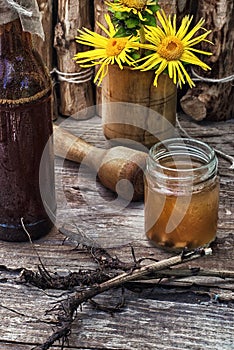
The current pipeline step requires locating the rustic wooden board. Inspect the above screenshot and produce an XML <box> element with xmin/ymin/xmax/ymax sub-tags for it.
<box><xmin>54</xmin><ymin>0</ymin><xmax>94</xmax><ymax>119</ymax></box>
<box><xmin>180</xmin><ymin>0</ymin><xmax>234</xmax><ymax>121</ymax></box>
<box><xmin>0</xmin><ymin>282</ymin><xmax>234</xmax><ymax>349</ymax></box>
<box><xmin>34</xmin><ymin>0</ymin><xmax>53</xmax><ymax>70</ymax></box>
<box><xmin>0</xmin><ymin>114</ymin><xmax>233</xmax><ymax>349</ymax></box>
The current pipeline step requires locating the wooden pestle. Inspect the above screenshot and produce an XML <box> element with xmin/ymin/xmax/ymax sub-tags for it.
<box><xmin>53</xmin><ymin>125</ymin><xmax>147</xmax><ymax>201</ymax></box>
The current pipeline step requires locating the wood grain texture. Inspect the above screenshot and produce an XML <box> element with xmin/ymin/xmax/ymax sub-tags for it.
<box><xmin>0</xmin><ymin>114</ymin><xmax>233</xmax><ymax>349</ymax></box>
<box><xmin>94</xmin><ymin>0</ymin><xmax>106</xmax><ymax>116</ymax></box>
<box><xmin>101</xmin><ymin>67</ymin><xmax>177</xmax><ymax>148</ymax></box>
<box><xmin>54</xmin><ymin>0</ymin><xmax>94</xmax><ymax>119</ymax></box>
<box><xmin>159</xmin><ymin>0</ymin><xmax>177</xmax><ymax>13</ymax></box>
<box><xmin>34</xmin><ymin>0</ymin><xmax>53</xmax><ymax>69</ymax></box>
<box><xmin>180</xmin><ymin>0</ymin><xmax>234</xmax><ymax>121</ymax></box>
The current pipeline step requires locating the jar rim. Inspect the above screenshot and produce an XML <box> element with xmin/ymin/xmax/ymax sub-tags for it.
<box><xmin>148</xmin><ymin>138</ymin><xmax>217</xmax><ymax>182</ymax></box>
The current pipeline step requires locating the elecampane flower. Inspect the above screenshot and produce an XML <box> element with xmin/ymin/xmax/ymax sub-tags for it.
<box><xmin>74</xmin><ymin>14</ymin><xmax>139</xmax><ymax>85</ymax></box>
<box><xmin>106</xmin><ymin>0</ymin><xmax>156</xmax><ymax>21</ymax></box>
<box><xmin>136</xmin><ymin>10</ymin><xmax>212</xmax><ymax>87</ymax></box>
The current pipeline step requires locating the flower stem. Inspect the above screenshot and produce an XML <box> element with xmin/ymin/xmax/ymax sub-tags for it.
<box><xmin>139</xmin><ymin>25</ymin><xmax>146</xmax><ymax>57</ymax></box>
<box><xmin>139</xmin><ymin>25</ymin><xmax>146</xmax><ymax>44</ymax></box>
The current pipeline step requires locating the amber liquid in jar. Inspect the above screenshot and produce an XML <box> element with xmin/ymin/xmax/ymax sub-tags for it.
<box><xmin>144</xmin><ymin>139</ymin><xmax>219</xmax><ymax>250</ymax></box>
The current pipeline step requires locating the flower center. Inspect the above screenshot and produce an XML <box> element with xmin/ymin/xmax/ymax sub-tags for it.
<box><xmin>157</xmin><ymin>36</ymin><xmax>184</xmax><ymax>61</ymax></box>
<box><xmin>106</xmin><ymin>38</ymin><xmax>128</xmax><ymax>56</ymax></box>
<box><xmin>120</xmin><ymin>0</ymin><xmax>147</xmax><ymax>10</ymax></box>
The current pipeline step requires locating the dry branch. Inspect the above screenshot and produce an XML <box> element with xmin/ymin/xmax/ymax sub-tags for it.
<box><xmin>149</xmin><ymin>267</ymin><xmax>234</xmax><ymax>279</ymax></box>
<box><xmin>33</xmin><ymin>248</ymin><xmax>212</xmax><ymax>349</ymax></box>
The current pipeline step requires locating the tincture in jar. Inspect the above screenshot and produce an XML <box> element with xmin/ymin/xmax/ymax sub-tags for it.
<box><xmin>144</xmin><ymin>138</ymin><xmax>219</xmax><ymax>250</ymax></box>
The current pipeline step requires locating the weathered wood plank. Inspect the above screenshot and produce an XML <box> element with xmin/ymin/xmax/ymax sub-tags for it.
<box><xmin>180</xmin><ymin>0</ymin><xmax>234</xmax><ymax>121</ymax></box>
<box><xmin>68</xmin><ymin>296</ymin><xmax>234</xmax><ymax>350</ymax></box>
<box><xmin>0</xmin><ymin>283</ymin><xmax>233</xmax><ymax>349</ymax></box>
<box><xmin>0</xmin><ymin>345</ymin><xmax>88</xmax><ymax>350</ymax></box>
<box><xmin>34</xmin><ymin>0</ymin><xmax>53</xmax><ymax>69</ymax></box>
<box><xmin>54</xmin><ymin>0</ymin><xmax>94</xmax><ymax>119</ymax></box>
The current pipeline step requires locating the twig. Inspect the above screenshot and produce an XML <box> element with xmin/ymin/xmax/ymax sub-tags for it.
<box><xmin>21</xmin><ymin>267</ymin><xmax>116</xmax><ymax>290</ymax></box>
<box><xmin>0</xmin><ymin>304</ymin><xmax>30</xmax><ymax>318</ymax></box>
<box><xmin>20</xmin><ymin>218</ymin><xmax>50</xmax><ymax>271</ymax></box>
<box><xmin>33</xmin><ymin>247</ymin><xmax>212</xmax><ymax>350</ymax></box>
<box><xmin>96</xmin><ymin>248</ymin><xmax>212</xmax><ymax>290</ymax></box>
<box><xmin>21</xmin><ymin>261</ymin><xmax>234</xmax><ymax>291</ymax></box>
<box><xmin>142</xmin><ymin>267</ymin><xmax>234</xmax><ymax>280</ymax></box>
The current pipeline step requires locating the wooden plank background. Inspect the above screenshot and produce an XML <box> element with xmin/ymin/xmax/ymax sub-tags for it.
<box><xmin>35</xmin><ymin>0</ymin><xmax>234</xmax><ymax>121</ymax></box>
<box><xmin>0</xmin><ymin>113</ymin><xmax>233</xmax><ymax>349</ymax></box>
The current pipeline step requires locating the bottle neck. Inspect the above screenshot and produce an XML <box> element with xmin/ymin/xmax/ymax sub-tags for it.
<box><xmin>0</xmin><ymin>19</ymin><xmax>32</xmax><ymax>56</ymax></box>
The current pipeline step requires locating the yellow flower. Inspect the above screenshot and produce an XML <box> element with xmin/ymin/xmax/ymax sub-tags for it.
<box><xmin>74</xmin><ymin>14</ymin><xmax>139</xmax><ymax>85</ymax></box>
<box><xmin>106</xmin><ymin>0</ymin><xmax>156</xmax><ymax>21</ymax></box>
<box><xmin>136</xmin><ymin>10</ymin><xmax>213</xmax><ymax>88</ymax></box>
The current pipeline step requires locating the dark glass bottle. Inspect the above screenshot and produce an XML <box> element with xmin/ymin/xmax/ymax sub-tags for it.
<box><xmin>0</xmin><ymin>19</ymin><xmax>56</xmax><ymax>241</ymax></box>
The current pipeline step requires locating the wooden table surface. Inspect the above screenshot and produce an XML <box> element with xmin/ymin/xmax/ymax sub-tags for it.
<box><xmin>0</xmin><ymin>114</ymin><xmax>233</xmax><ymax>350</ymax></box>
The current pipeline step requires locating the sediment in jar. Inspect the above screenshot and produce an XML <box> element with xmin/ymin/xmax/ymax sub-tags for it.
<box><xmin>144</xmin><ymin>177</ymin><xmax>219</xmax><ymax>250</ymax></box>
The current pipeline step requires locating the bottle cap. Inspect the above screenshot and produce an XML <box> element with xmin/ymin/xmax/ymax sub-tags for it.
<box><xmin>0</xmin><ymin>0</ymin><xmax>44</xmax><ymax>40</ymax></box>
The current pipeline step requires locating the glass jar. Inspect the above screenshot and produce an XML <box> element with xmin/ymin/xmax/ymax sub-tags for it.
<box><xmin>0</xmin><ymin>19</ymin><xmax>56</xmax><ymax>241</ymax></box>
<box><xmin>144</xmin><ymin>138</ymin><xmax>219</xmax><ymax>250</ymax></box>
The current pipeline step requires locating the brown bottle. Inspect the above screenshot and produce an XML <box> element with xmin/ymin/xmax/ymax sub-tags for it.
<box><xmin>0</xmin><ymin>19</ymin><xmax>56</xmax><ymax>241</ymax></box>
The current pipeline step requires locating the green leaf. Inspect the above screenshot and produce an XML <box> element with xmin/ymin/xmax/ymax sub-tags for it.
<box><xmin>113</xmin><ymin>27</ymin><xmax>129</xmax><ymax>38</ymax></box>
<box><xmin>114</xmin><ymin>26</ymin><xmax>135</xmax><ymax>38</ymax></box>
<box><xmin>131</xmin><ymin>52</ymin><xmax>141</xmax><ymax>60</ymax></box>
<box><xmin>126</xmin><ymin>18</ymin><xmax>140</xmax><ymax>29</ymax></box>
<box><xmin>149</xmin><ymin>4</ymin><xmax>161</xmax><ymax>13</ymax></box>
<box><xmin>145</xmin><ymin>50</ymin><xmax>154</xmax><ymax>56</ymax></box>
<box><xmin>141</xmin><ymin>13</ymin><xmax>157</xmax><ymax>27</ymax></box>
<box><xmin>125</xmin><ymin>28</ymin><xmax>137</xmax><ymax>36</ymax></box>
<box><xmin>114</xmin><ymin>11</ymin><xmax>129</xmax><ymax>20</ymax></box>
